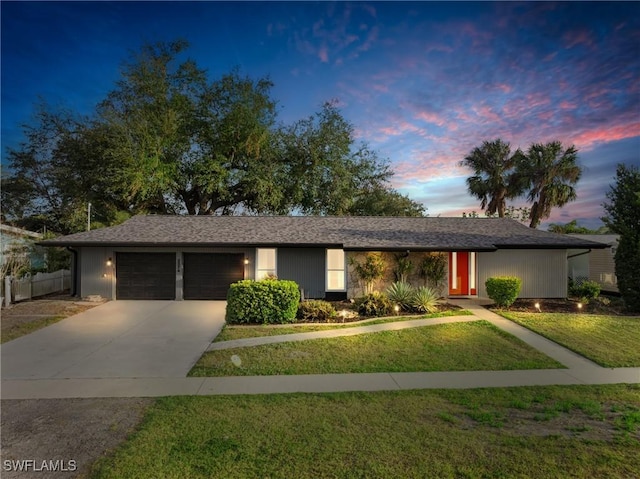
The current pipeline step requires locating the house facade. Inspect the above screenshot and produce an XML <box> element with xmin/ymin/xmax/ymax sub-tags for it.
<box><xmin>568</xmin><ymin>234</ymin><xmax>619</xmax><ymax>293</ymax></box>
<box><xmin>41</xmin><ymin>215</ymin><xmax>606</xmax><ymax>301</ymax></box>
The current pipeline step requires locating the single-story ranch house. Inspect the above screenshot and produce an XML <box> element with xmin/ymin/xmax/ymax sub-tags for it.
<box><xmin>41</xmin><ymin>215</ymin><xmax>607</xmax><ymax>301</ymax></box>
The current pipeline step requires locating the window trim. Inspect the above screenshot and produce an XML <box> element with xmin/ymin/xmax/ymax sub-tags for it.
<box><xmin>326</xmin><ymin>249</ymin><xmax>346</xmax><ymax>292</ymax></box>
<box><xmin>256</xmin><ymin>248</ymin><xmax>277</xmax><ymax>280</ymax></box>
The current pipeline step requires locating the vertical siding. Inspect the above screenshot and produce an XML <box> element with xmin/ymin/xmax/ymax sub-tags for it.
<box><xmin>79</xmin><ymin>247</ymin><xmax>115</xmax><ymax>299</ymax></box>
<box><xmin>589</xmin><ymin>249</ymin><xmax>618</xmax><ymax>293</ymax></box>
<box><xmin>478</xmin><ymin>249</ymin><xmax>567</xmax><ymax>298</ymax></box>
<box><xmin>277</xmin><ymin>248</ymin><xmax>326</xmax><ymax>299</ymax></box>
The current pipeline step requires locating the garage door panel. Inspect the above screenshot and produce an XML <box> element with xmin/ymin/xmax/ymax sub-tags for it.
<box><xmin>183</xmin><ymin>253</ymin><xmax>244</xmax><ymax>300</ymax></box>
<box><xmin>116</xmin><ymin>253</ymin><xmax>176</xmax><ymax>300</ymax></box>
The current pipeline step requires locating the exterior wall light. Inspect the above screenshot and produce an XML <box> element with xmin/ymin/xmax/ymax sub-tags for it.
<box><xmin>244</xmin><ymin>258</ymin><xmax>250</xmax><ymax>265</ymax></box>
<box><xmin>106</xmin><ymin>258</ymin><xmax>113</xmax><ymax>266</ymax></box>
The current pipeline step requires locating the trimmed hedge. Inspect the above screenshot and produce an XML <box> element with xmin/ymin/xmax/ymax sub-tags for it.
<box><xmin>226</xmin><ymin>279</ymin><xmax>300</xmax><ymax>324</ymax></box>
<box><xmin>485</xmin><ymin>276</ymin><xmax>521</xmax><ymax>308</ymax></box>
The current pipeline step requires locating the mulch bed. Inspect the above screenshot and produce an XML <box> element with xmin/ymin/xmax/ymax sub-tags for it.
<box><xmin>488</xmin><ymin>297</ymin><xmax>629</xmax><ymax>315</ymax></box>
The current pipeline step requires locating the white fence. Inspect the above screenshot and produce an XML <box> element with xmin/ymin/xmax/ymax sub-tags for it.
<box><xmin>2</xmin><ymin>270</ymin><xmax>71</xmax><ymax>307</ymax></box>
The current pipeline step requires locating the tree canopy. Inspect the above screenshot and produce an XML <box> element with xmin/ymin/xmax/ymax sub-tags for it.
<box><xmin>602</xmin><ymin>163</ymin><xmax>640</xmax><ymax>311</ymax></box>
<box><xmin>521</xmin><ymin>141</ymin><xmax>581</xmax><ymax>229</ymax></box>
<box><xmin>458</xmin><ymin>139</ymin><xmax>525</xmax><ymax>218</ymax></box>
<box><xmin>2</xmin><ymin>40</ymin><xmax>424</xmax><ymax>234</ymax></box>
<box><xmin>460</xmin><ymin>138</ymin><xmax>582</xmax><ymax>228</ymax></box>
<box><xmin>547</xmin><ymin>220</ymin><xmax>608</xmax><ymax>235</ymax></box>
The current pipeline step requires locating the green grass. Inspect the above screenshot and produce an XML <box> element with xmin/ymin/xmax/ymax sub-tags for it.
<box><xmin>190</xmin><ymin>320</ymin><xmax>563</xmax><ymax>376</ymax></box>
<box><xmin>499</xmin><ymin>312</ymin><xmax>640</xmax><ymax>367</ymax></box>
<box><xmin>90</xmin><ymin>385</ymin><xmax>640</xmax><ymax>479</ymax></box>
<box><xmin>214</xmin><ymin>310</ymin><xmax>473</xmax><ymax>342</ymax></box>
<box><xmin>1</xmin><ymin>316</ymin><xmax>65</xmax><ymax>343</ymax></box>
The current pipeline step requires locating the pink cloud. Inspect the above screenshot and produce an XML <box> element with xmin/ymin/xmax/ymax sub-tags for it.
<box><xmin>573</xmin><ymin>122</ymin><xmax>640</xmax><ymax>151</ymax></box>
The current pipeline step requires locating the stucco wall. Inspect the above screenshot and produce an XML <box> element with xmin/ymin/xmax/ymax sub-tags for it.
<box><xmin>477</xmin><ymin>249</ymin><xmax>567</xmax><ymax>298</ymax></box>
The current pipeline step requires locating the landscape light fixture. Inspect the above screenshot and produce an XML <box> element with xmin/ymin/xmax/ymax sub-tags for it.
<box><xmin>534</xmin><ymin>302</ymin><xmax>541</xmax><ymax>312</ymax></box>
<box><xmin>394</xmin><ymin>304</ymin><xmax>400</xmax><ymax>314</ymax></box>
<box><xmin>577</xmin><ymin>302</ymin><xmax>583</xmax><ymax>310</ymax></box>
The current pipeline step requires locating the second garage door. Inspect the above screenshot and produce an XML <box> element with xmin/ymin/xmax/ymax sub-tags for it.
<box><xmin>183</xmin><ymin>253</ymin><xmax>245</xmax><ymax>300</ymax></box>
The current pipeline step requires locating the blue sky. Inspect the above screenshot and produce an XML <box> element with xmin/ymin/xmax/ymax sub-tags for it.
<box><xmin>2</xmin><ymin>1</ymin><xmax>639</xmax><ymax>228</ymax></box>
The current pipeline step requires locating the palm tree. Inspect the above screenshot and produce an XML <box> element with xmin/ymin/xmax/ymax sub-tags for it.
<box><xmin>459</xmin><ymin>139</ymin><xmax>525</xmax><ymax>217</ymax></box>
<box><xmin>520</xmin><ymin>141</ymin><xmax>581</xmax><ymax>229</ymax></box>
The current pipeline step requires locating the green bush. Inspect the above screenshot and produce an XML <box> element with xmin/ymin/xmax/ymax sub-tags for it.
<box><xmin>356</xmin><ymin>292</ymin><xmax>393</xmax><ymax>317</ymax></box>
<box><xmin>412</xmin><ymin>286</ymin><xmax>441</xmax><ymax>313</ymax></box>
<box><xmin>485</xmin><ymin>276</ymin><xmax>521</xmax><ymax>308</ymax></box>
<box><xmin>297</xmin><ymin>300</ymin><xmax>337</xmax><ymax>322</ymax></box>
<box><xmin>572</xmin><ymin>280</ymin><xmax>601</xmax><ymax>303</ymax></box>
<box><xmin>226</xmin><ymin>279</ymin><xmax>300</xmax><ymax>324</ymax></box>
<box><xmin>386</xmin><ymin>282</ymin><xmax>415</xmax><ymax>311</ymax></box>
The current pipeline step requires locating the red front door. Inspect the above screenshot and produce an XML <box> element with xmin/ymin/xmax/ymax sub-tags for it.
<box><xmin>449</xmin><ymin>252</ymin><xmax>469</xmax><ymax>295</ymax></box>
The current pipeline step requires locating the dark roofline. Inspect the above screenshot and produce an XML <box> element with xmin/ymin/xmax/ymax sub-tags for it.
<box><xmin>38</xmin><ymin>241</ymin><xmax>346</xmax><ymax>248</ymax></box>
<box><xmin>494</xmin><ymin>243</ymin><xmax>608</xmax><ymax>250</ymax></box>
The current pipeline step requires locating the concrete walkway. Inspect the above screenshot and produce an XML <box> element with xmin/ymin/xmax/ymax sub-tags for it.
<box><xmin>2</xmin><ymin>300</ymin><xmax>639</xmax><ymax>399</ymax></box>
<box><xmin>207</xmin><ymin>315</ymin><xmax>479</xmax><ymax>351</ymax></box>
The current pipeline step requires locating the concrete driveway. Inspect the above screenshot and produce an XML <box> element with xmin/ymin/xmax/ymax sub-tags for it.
<box><xmin>1</xmin><ymin>301</ymin><xmax>226</xmax><ymax>379</ymax></box>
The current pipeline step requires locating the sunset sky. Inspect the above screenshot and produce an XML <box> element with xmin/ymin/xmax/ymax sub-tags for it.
<box><xmin>2</xmin><ymin>1</ymin><xmax>638</xmax><ymax>229</ymax></box>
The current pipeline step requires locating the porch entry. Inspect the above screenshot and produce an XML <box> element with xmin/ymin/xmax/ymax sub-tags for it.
<box><xmin>448</xmin><ymin>251</ymin><xmax>477</xmax><ymax>296</ymax></box>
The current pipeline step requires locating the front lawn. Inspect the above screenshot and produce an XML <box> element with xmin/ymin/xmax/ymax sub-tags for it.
<box><xmin>90</xmin><ymin>385</ymin><xmax>640</xmax><ymax>479</ymax></box>
<box><xmin>214</xmin><ymin>310</ymin><xmax>473</xmax><ymax>342</ymax></box>
<box><xmin>190</xmin><ymin>320</ymin><xmax>562</xmax><ymax>376</ymax></box>
<box><xmin>499</xmin><ymin>312</ymin><xmax>640</xmax><ymax>367</ymax></box>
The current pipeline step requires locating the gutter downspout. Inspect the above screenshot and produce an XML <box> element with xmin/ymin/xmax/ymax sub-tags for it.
<box><xmin>66</xmin><ymin>247</ymin><xmax>78</xmax><ymax>297</ymax></box>
<box><xmin>567</xmin><ymin>249</ymin><xmax>591</xmax><ymax>259</ymax></box>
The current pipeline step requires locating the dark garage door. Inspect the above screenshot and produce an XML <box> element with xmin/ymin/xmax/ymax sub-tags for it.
<box><xmin>116</xmin><ymin>253</ymin><xmax>176</xmax><ymax>300</ymax></box>
<box><xmin>183</xmin><ymin>253</ymin><xmax>244</xmax><ymax>300</ymax></box>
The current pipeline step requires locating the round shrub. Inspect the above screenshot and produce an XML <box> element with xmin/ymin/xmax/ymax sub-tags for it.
<box><xmin>356</xmin><ymin>292</ymin><xmax>393</xmax><ymax>317</ymax></box>
<box><xmin>485</xmin><ymin>276</ymin><xmax>522</xmax><ymax>308</ymax></box>
<box><xmin>226</xmin><ymin>279</ymin><xmax>300</xmax><ymax>324</ymax></box>
<box><xmin>297</xmin><ymin>300</ymin><xmax>337</xmax><ymax>322</ymax></box>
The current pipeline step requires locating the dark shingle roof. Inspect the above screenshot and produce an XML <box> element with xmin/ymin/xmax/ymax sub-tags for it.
<box><xmin>41</xmin><ymin>215</ymin><xmax>608</xmax><ymax>251</ymax></box>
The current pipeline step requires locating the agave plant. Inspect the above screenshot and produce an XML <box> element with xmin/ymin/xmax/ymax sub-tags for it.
<box><xmin>411</xmin><ymin>286</ymin><xmax>441</xmax><ymax>313</ymax></box>
<box><xmin>386</xmin><ymin>282</ymin><xmax>415</xmax><ymax>312</ymax></box>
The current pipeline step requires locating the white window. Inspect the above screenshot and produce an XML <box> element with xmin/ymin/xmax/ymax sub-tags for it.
<box><xmin>256</xmin><ymin>248</ymin><xmax>276</xmax><ymax>279</ymax></box>
<box><xmin>470</xmin><ymin>252</ymin><xmax>476</xmax><ymax>291</ymax></box>
<box><xmin>451</xmin><ymin>252</ymin><xmax>457</xmax><ymax>289</ymax></box>
<box><xmin>326</xmin><ymin>249</ymin><xmax>345</xmax><ymax>291</ymax></box>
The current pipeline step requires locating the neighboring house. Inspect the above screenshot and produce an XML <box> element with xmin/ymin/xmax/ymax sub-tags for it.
<box><xmin>40</xmin><ymin>215</ymin><xmax>606</xmax><ymax>301</ymax></box>
<box><xmin>568</xmin><ymin>234</ymin><xmax>619</xmax><ymax>293</ymax></box>
<box><xmin>0</xmin><ymin>224</ymin><xmax>45</xmax><ymax>274</ymax></box>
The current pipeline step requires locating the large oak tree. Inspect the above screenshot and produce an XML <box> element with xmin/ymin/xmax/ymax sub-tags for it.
<box><xmin>2</xmin><ymin>41</ymin><xmax>423</xmax><ymax>234</ymax></box>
